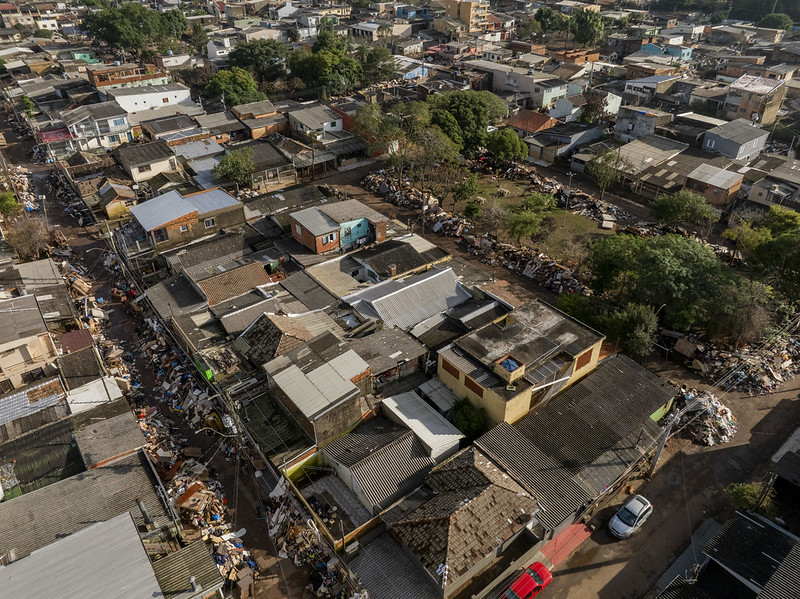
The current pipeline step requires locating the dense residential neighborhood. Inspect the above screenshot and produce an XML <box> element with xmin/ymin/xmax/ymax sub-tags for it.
<box><xmin>1</xmin><ymin>0</ymin><xmax>800</xmax><ymax>598</ymax></box>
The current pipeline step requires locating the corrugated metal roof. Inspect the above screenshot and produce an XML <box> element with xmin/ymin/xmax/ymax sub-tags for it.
<box><xmin>324</xmin><ymin>417</ymin><xmax>408</xmax><ymax>467</ymax></box>
<box><xmin>0</xmin><ymin>513</ymin><xmax>162</xmax><ymax>599</ymax></box>
<box><xmin>272</xmin><ymin>348</ymin><xmax>367</xmax><ymax>418</ymax></box>
<box><xmin>476</xmin><ymin>355</ymin><xmax>675</xmax><ymax>530</ymax></box>
<box><xmin>0</xmin><ymin>294</ymin><xmax>48</xmax><ymax>344</ymax></box>
<box><xmin>759</xmin><ymin>541</ymin><xmax>800</xmax><ymax>599</ymax></box>
<box><xmin>351</xmin><ymin>431</ymin><xmax>433</xmax><ymax>510</ymax></box>
<box><xmin>0</xmin><ymin>377</ymin><xmax>66</xmax><ymax>428</ymax></box>
<box><xmin>381</xmin><ymin>392</ymin><xmax>464</xmax><ymax>460</ymax></box>
<box><xmin>0</xmin><ymin>450</ymin><xmax>171</xmax><ymax>560</ymax></box>
<box><xmin>130</xmin><ymin>188</ymin><xmax>239</xmax><ymax>231</ymax></box>
<box><xmin>703</xmin><ymin>512</ymin><xmax>797</xmax><ymax>591</ymax></box>
<box><xmin>686</xmin><ymin>163</ymin><xmax>742</xmax><ymax>189</ymax></box>
<box><xmin>290</xmin><ymin>205</ymin><xmax>339</xmax><ymax>236</ymax></box>
<box><xmin>345</xmin><ymin>267</ymin><xmax>472</xmax><ymax>330</ymax></box>
<box><xmin>73</xmin><ymin>411</ymin><xmax>146</xmax><ymax>468</ymax></box>
<box><xmin>152</xmin><ymin>540</ymin><xmax>225</xmax><ymax>599</ymax></box>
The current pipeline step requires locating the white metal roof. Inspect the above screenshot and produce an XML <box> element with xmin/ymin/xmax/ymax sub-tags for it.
<box><xmin>271</xmin><ymin>349</ymin><xmax>367</xmax><ymax>418</ymax></box>
<box><xmin>381</xmin><ymin>391</ymin><xmax>464</xmax><ymax>460</ymax></box>
<box><xmin>129</xmin><ymin>188</ymin><xmax>240</xmax><ymax>231</ymax></box>
<box><xmin>0</xmin><ymin>513</ymin><xmax>163</xmax><ymax>599</ymax></box>
<box><xmin>686</xmin><ymin>163</ymin><xmax>743</xmax><ymax>189</ymax></box>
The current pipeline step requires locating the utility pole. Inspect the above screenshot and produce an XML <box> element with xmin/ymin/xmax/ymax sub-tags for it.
<box><xmin>562</xmin><ymin>170</ymin><xmax>574</xmax><ymax>227</ymax></box>
<box><xmin>648</xmin><ymin>397</ymin><xmax>701</xmax><ymax>478</ymax></box>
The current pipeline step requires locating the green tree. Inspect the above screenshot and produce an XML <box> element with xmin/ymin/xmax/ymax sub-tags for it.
<box><xmin>452</xmin><ymin>172</ymin><xmax>478</xmax><ymax>211</ymax></box>
<box><xmin>516</xmin><ymin>192</ymin><xmax>556</xmax><ymax>213</ymax></box>
<box><xmin>21</xmin><ymin>95</ymin><xmax>34</xmax><ymax>116</ymax></box>
<box><xmin>287</xmin><ymin>26</ymin><xmax>300</xmax><ymax>42</ymax></box>
<box><xmin>724</xmin><ymin>482</ymin><xmax>775</xmax><ymax>517</ymax></box>
<box><xmin>580</xmin><ymin>90</ymin><xmax>607</xmax><ymax>124</ymax></box>
<box><xmin>431</xmin><ymin>109</ymin><xmax>464</xmax><ymax>150</ymax></box>
<box><xmin>162</xmin><ymin>9</ymin><xmax>187</xmax><ymax>38</ymax></box>
<box><xmin>0</xmin><ymin>191</ymin><xmax>19</xmax><ymax>215</ymax></box>
<box><xmin>188</xmin><ymin>23</ymin><xmax>208</xmax><ymax>54</ymax></box>
<box><xmin>758</xmin><ymin>13</ymin><xmax>793</xmax><ymax>30</ymax></box>
<box><xmin>312</xmin><ymin>21</ymin><xmax>349</xmax><ymax>54</ymax></box>
<box><xmin>83</xmin><ymin>4</ymin><xmax>170</xmax><ymax>53</ymax></box>
<box><xmin>452</xmin><ymin>398</ymin><xmax>487</xmax><ymax>441</ymax></box>
<box><xmin>288</xmin><ymin>49</ymin><xmax>362</xmax><ymax>96</ymax></box>
<box><xmin>34</xmin><ymin>28</ymin><xmax>53</xmax><ymax>39</ymax></box>
<box><xmin>535</xmin><ymin>7</ymin><xmax>568</xmax><ymax>33</ymax></box>
<box><xmin>428</xmin><ymin>90</ymin><xmax>506</xmax><ymax>155</ymax></box>
<box><xmin>464</xmin><ymin>202</ymin><xmax>481</xmax><ymax>219</ymax></box>
<box><xmin>411</xmin><ymin>127</ymin><xmax>460</xmax><ymax>199</ymax></box>
<box><xmin>206</xmin><ymin>67</ymin><xmax>266</xmax><ymax>107</ymax></box>
<box><xmin>763</xmin><ymin>204</ymin><xmax>800</xmax><ymax>236</ymax></box>
<box><xmin>586</xmin><ymin>150</ymin><xmax>626</xmax><ymax>200</ymax></box>
<box><xmin>518</xmin><ymin>17</ymin><xmax>542</xmax><ymax>40</ymax></box>
<box><xmin>485</xmin><ymin>128</ymin><xmax>528</xmax><ymax>161</ymax></box>
<box><xmin>604</xmin><ymin>303</ymin><xmax>657</xmax><ymax>360</ymax></box>
<box><xmin>362</xmin><ymin>45</ymin><xmax>395</xmax><ymax>84</ymax></box>
<box><xmin>506</xmin><ymin>210</ymin><xmax>547</xmax><ymax>247</ymax></box>
<box><xmin>570</xmin><ymin>8</ymin><xmax>604</xmax><ymax>46</ymax></box>
<box><xmin>229</xmin><ymin>39</ymin><xmax>288</xmax><ymax>83</ymax></box>
<box><xmin>213</xmin><ymin>148</ymin><xmax>256</xmax><ymax>187</ymax></box>
<box><xmin>585</xmin><ymin>233</ymin><xmax>644</xmax><ymax>293</ymax></box>
<box><xmin>651</xmin><ymin>190</ymin><xmax>718</xmax><ymax>227</ymax></box>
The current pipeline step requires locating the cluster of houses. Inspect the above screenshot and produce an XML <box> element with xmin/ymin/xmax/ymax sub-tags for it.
<box><xmin>2</xmin><ymin>0</ymin><xmax>800</xmax><ymax>597</ymax></box>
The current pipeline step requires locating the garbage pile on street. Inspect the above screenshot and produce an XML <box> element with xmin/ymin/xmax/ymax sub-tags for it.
<box><xmin>136</xmin><ymin>404</ymin><xmax>261</xmax><ymax>584</ymax></box>
<box><xmin>674</xmin><ymin>329</ymin><xmax>800</xmax><ymax>396</ymax></box>
<box><xmin>266</xmin><ymin>481</ymin><xmax>363</xmax><ymax>599</ymax></box>
<box><xmin>361</xmin><ymin>171</ymin><xmax>439</xmax><ymax>210</ymax></box>
<box><xmin>46</xmin><ymin>171</ymin><xmax>92</xmax><ymax>226</ymax></box>
<box><xmin>9</xmin><ymin>166</ymin><xmax>39</xmax><ymax>211</ymax></box>
<box><xmin>676</xmin><ymin>392</ymin><xmax>738</xmax><ymax>446</ymax></box>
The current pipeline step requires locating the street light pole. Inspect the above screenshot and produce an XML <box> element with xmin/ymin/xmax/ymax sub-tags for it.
<box><xmin>562</xmin><ymin>171</ymin><xmax>575</xmax><ymax>227</ymax></box>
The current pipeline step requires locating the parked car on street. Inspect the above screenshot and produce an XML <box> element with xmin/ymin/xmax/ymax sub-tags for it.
<box><xmin>608</xmin><ymin>495</ymin><xmax>653</xmax><ymax>539</ymax></box>
<box><xmin>500</xmin><ymin>562</ymin><xmax>552</xmax><ymax>598</ymax></box>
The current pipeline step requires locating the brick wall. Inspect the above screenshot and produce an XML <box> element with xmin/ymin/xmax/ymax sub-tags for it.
<box><xmin>290</xmin><ymin>216</ymin><xmax>340</xmax><ymax>253</ymax></box>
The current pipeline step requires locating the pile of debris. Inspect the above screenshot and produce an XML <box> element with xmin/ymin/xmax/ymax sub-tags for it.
<box><xmin>677</xmin><ymin>392</ymin><xmax>738</xmax><ymax>446</ymax></box>
<box><xmin>9</xmin><ymin>166</ymin><xmax>39</xmax><ymax>211</ymax></box>
<box><xmin>673</xmin><ymin>329</ymin><xmax>800</xmax><ymax>396</ymax></box>
<box><xmin>361</xmin><ymin>171</ymin><xmax>438</xmax><ymax>211</ymax></box>
<box><xmin>137</xmin><ymin>405</ymin><xmax>259</xmax><ymax>583</ymax></box>
<box><xmin>267</xmin><ymin>483</ymin><xmax>357</xmax><ymax>598</ymax></box>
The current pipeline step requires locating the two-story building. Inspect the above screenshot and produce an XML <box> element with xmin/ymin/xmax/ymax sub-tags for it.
<box><xmin>723</xmin><ymin>74</ymin><xmax>787</xmax><ymax>126</ymax></box>
<box><xmin>437</xmin><ymin>301</ymin><xmax>605</xmax><ymax>425</ymax></box>
<box><xmin>61</xmin><ymin>101</ymin><xmax>133</xmax><ymax>151</ymax></box>
<box><xmin>231</xmin><ymin>99</ymin><xmax>287</xmax><ymax>139</ymax></box>
<box><xmin>290</xmin><ymin>199</ymin><xmax>388</xmax><ymax>253</ymax></box>
<box><xmin>614</xmin><ymin>105</ymin><xmax>673</xmax><ymax>142</ymax></box>
<box><xmin>126</xmin><ymin>188</ymin><xmax>245</xmax><ymax>254</ymax></box>
<box><xmin>0</xmin><ymin>295</ymin><xmax>58</xmax><ymax>392</ymax></box>
<box><xmin>702</xmin><ymin>118</ymin><xmax>769</xmax><ymax>161</ymax></box>
<box><xmin>116</xmin><ymin>140</ymin><xmax>179</xmax><ymax>184</ymax></box>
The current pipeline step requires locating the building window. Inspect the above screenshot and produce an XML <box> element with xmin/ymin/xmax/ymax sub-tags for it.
<box><xmin>162</xmin><ymin>97</ymin><xmax>169</xmax><ymax>103</ymax></box>
<box><xmin>322</xmin><ymin>232</ymin><xmax>337</xmax><ymax>244</ymax></box>
<box><xmin>441</xmin><ymin>358</ymin><xmax>460</xmax><ymax>379</ymax></box>
<box><xmin>179</xmin><ymin>224</ymin><xmax>189</xmax><ymax>233</ymax></box>
<box><xmin>329</xmin><ymin>121</ymin><xmax>337</xmax><ymax>127</ymax></box>
<box><xmin>204</xmin><ymin>217</ymin><xmax>215</xmax><ymax>228</ymax></box>
<box><xmin>575</xmin><ymin>349</ymin><xmax>592</xmax><ymax>370</ymax></box>
<box><xmin>295</xmin><ymin>224</ymin><xmax>302</xmax><ymax>235</ymax></box>
<box><xmin>465</xmin><ymin>376</ymin><xmax>484</xmax><ymax>398</ymax></box>
<box><xmin>108</xmin><ymin>134</ymin><xmax>120</xmax><ymax>143</ymax></box>
<box><xmin>112</xmin><ymin>118</ymin><xmax>125</xmax><ymax>126</ymax></box>
<box><xmin>137</xmin><ymin>164</ymin><xmax>151</xmax><ymax>173</ymax></box>
<box><xmin>706</xmin><ymin>139</ymin><xmax>715</xmax><ymax>148</ymax></box>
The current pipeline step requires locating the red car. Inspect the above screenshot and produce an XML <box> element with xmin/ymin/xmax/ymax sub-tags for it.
<box><xmin>501</xmin><ymin>562</ymin><xmax>553</xmax><ymax>598</ymax></box>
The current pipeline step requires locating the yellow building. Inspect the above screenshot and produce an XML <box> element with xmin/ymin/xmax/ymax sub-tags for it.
<box><xmin>444</xmin><ymin>0</ymin><xmax>490</xmax><ymax>33</ymax></box>
<box><xmin>437</xmin><ymin>301</ymin><xmax>604</xmax><ymax>425</ymax></box>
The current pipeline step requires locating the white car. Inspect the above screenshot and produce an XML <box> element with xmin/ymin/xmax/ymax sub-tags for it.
<box><xmin>608</xmin><ymin>495</ymin><xmax>652</xmax><ymax>539</ymax></box>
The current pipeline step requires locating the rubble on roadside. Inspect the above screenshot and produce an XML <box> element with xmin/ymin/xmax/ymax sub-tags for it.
<box><xmin>675</xmin><ymin>391</ymin><xmax>738</xmax><ymax>446</ymax></box>
<box><xmin>668</xmin><ymin>326</ymin><xmax>800</xmax><ymax>396</ymax></box>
